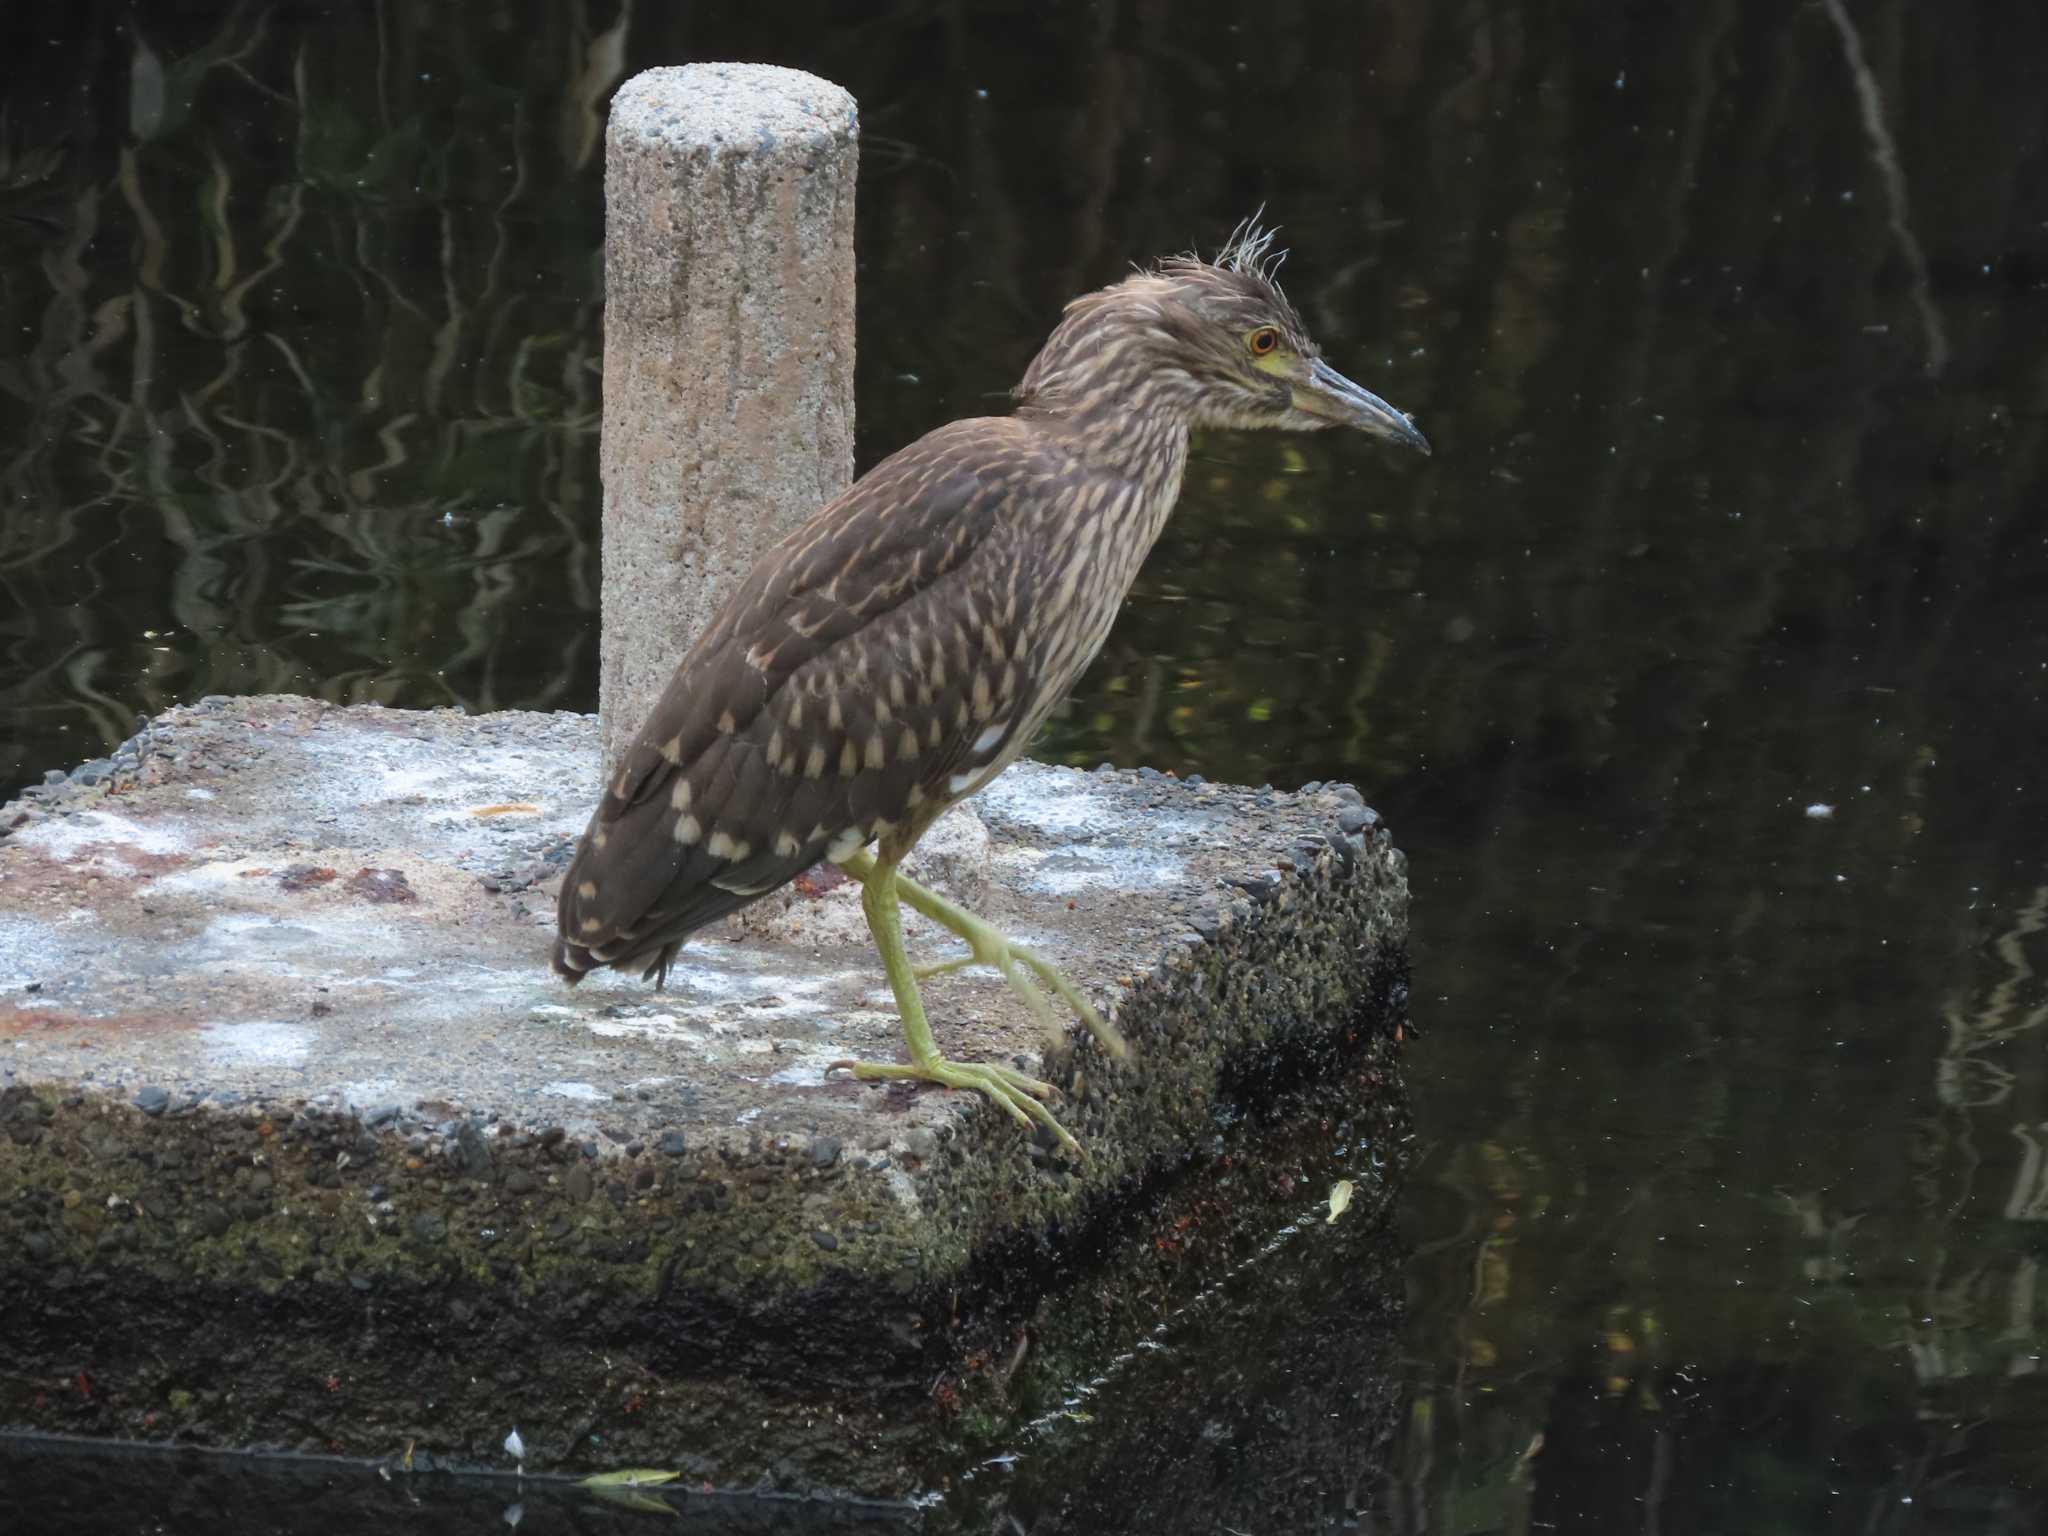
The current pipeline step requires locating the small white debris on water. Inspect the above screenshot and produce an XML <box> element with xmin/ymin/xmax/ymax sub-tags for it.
<box><xmin>1805</xmin><ymin>803</ymin><xmax>1836</xmax><ymax>820</ymax></box>
<box><xmin>1327</xmin><ymin>1179</ymin><xmax>1355</xmax><ymax>1223</ymax></box>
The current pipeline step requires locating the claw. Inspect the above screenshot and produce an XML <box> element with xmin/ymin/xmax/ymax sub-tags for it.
<box><xmin>828</xmin><ymin>1055</ymin><xmax>1080</xmax><ymax>1154</ymax></box>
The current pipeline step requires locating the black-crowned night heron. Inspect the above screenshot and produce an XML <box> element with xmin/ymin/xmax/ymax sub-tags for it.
<box><xmin>553</xmin><ymin>224</ymin><xmax>1428</xmax><ymax>1153</ymax></box>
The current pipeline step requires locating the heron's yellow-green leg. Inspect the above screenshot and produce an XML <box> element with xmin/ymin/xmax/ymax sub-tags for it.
<box><xmin>836</xmin><ymin>850</ymin><xmax>1128</xmax><ymax>1062</ymax></box>
<box><xmin>828</xmin><ymin>853</ymin><xmax>1083</xmax><ymax>1155</ymax></box>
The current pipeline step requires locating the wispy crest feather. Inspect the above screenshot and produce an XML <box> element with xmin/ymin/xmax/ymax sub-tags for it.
<box><xmin>1211</xmin><ymin>209</ymin><xmax>1288</xmax><ymax>282</ymax></box>
<box><xmin>1153</xmin><ymin>210</ymin><xmax>1291</xmax><ymax>294</ymax></box>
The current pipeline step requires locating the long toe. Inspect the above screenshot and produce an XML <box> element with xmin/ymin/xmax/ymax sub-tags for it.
<box><xmin>994</xmin><ymin>955</ymin><xmax>1061</xmax><ymax>1030</ymax></box>
<box><xmin>1014</xmin><ymin>944</ymin><xmax>1129</xmax><ymax>1060</ymax></box>
<box><xmin>829</xmin><ymin>1055</ymin><xmax>1080</xmax><ymax>1153</ymax></box>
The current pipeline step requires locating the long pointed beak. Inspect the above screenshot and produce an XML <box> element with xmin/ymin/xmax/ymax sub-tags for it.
<box><xmin>1299</xmin><ymin>357</ymin><xmax>1431</xmax><ymax>454</ymax></box>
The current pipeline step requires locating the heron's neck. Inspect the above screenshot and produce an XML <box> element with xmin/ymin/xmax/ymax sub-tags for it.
<box><xmin>1017</xmin><ymin>317</ymin><xmax>1200</xmax><ymax>492</ymax></box>
<box><xmin>1061</xmin><ymin>398</ymin><xmax>1191</xmax><ymax>495</ymax></box>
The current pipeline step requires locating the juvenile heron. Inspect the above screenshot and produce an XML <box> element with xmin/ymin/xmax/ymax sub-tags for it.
<box><xmin>552</xmin><ymin>224</ymin><xmax>1428</xmax><ymax>1153</ymax></box>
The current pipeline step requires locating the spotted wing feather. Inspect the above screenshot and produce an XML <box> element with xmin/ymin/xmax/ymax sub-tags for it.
<box><xmin>552</xmin><ymin>420</ymin><xmax>1052</xmax><ymax>982</ymax></box>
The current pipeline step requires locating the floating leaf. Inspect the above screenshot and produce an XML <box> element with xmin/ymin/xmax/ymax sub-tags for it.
<box><xmin>579</xmin><ymin>1469</ymin><xmax>682</xmax><ymax>1489</ymax></box>
<box><xmin>1326</xmin><ymin>1179</ymin><xmax>1355</xmax><ymax>1223</ymax></box>
<box><xmin>581</xmin><ymin>1474</ymin><xmax>682</xmax><ymax>1515</ymax></box>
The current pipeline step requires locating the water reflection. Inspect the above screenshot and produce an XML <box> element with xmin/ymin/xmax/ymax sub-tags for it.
<box><xmin>4</xmin><ymin>0</ymin><xmax>2048</xmax><ymax>1529</ymax></box>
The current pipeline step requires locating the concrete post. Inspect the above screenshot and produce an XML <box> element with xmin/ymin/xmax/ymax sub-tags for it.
<box><xmin>599</xmin><ymin>64</ymin><xmax>858</xmax><ymax>773</ymax></box>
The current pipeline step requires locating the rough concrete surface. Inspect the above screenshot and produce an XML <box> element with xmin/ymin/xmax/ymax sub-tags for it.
<box><xmin>601</xmin><ymin>64</ymin><xmax>858</xmax><ymax>773</ymax></box>
<box><xmin>0</xmin><ymin>696</ymin><xmax>1409</xmax><ymax>1498</ymax></box>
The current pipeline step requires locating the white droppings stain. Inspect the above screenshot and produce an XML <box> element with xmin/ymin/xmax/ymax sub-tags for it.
<box><xmin>585</xmin><ymin>1015</ymin><xmax>707</xmax><ymax>1043</ymax></box>
<box><xmin>295</xmin><ymin>726</ymin><xmax>592</xmax><ymax>850</ymax></box>
<box><xmin>652</xmin><ymin>955</ymin><xmax>776</xmax><ymax>994</ymax></box>
<box><xmin>736</xmin><ymin>1106</ymin><xmax>763</xmax><ymax>1125</ymax></box>
<box><xmin>541</xmin><ymin>1081</ymin><xmax>607</xmax><ymax>1101</ymax></box>
<box><xmin>11</xmin><ymin>809</ymin><xmax>191</xmax><ymax>862</ymax></box>
<box><xmin>765</xmin><ymin>1060</ymin><xmax>835</xmax><ymax>1087</ymax></box>
<box><xmin>0</xmin><ymin>914</ymin><xmax>87</xmax><ymax>986</ymax></box>
<box><xmin>574</xmin><ymin>964</ymin><xmax>869</xmax><ymax>1038</ymax></box>
<box><xmin>974</xmin><ymin>768</ymin><xmax>1104</xmax><ymax>834</ymax></box>
<box><xmin>1129</xmin><ymin>813</ymin><xmax>1210</xmax><ymax>848</ymax></box>
<box><xmin>839</xmin><ymin>1010</ymin><xmax>903</xmax><ymax>1029</ymax></box>
<box><xmin>153</xmin><ymin>858</ymin><xmax>298</xmax><ymax>896</ymax></box>
<box><xmin>184</xmin><ymin>787</ymin><xmax>216</xmax><ymax>801</ymax></box>
<box><xmin>377</xmin><ymin>761</ymin><xmax>449</xmax><ymax>799</ymax></box>
<box><xmin>201</xmin><ymin>1020</ymin><xmax>313</xmax><ymax>1066</ymax></box>
<box><xmin>1017</xmin><ymin>845</ymin><xmax>1185</xmax><ymax>895</ymax></box>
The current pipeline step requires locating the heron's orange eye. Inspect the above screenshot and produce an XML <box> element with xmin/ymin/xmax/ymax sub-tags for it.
<box><xmin>1248</xmin><ymin>327</ymin><xmax>1281</xmax><ymax>356</ymax></box>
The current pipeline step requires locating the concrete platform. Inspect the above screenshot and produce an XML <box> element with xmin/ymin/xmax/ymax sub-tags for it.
<box><xmin>0</xmin><ymin>696</ymin><xmax>1409</xmax><ymax>1497</ymax></box>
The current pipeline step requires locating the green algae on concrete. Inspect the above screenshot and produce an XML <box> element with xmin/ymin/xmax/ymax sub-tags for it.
<box><xmin>0</xmin><ymin>696</ymin><xmax>1409</xmax><ymax>1496</ymax></box>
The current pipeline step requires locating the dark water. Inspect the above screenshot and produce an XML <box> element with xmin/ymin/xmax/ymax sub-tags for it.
<box><xmin>5</xmin><ymin>0</ymin><xmax>2048</xmax><ymax>1530</ymax></box>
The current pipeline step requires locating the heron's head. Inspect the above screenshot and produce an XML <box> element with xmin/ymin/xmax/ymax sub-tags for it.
<box><xmin>1016</xmin><ymin>220</ymin><xmax>1429</xmax><ymax>454</ymax></box>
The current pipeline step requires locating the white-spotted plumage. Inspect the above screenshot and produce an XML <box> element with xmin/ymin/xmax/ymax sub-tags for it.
<box><xmin>553</xmin><ymin>222</ymin><xmax>1421</xmax><ymax>988</ymax></box>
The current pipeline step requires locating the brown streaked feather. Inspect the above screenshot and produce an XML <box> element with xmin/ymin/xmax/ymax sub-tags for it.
<box><xmin>552</xmin><ymin>419</ymin><xmax>1061</xmax><ymax>983</ymax></box>
<box><xmin>556</xmin><ymin>230</ymin><xmax>1420</xmax><ymax>990</ymax></box>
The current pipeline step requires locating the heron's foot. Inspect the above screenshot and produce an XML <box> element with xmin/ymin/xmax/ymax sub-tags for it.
<box><xmin>828</xmin><ymin>1055</ymin><xmax>1081</xmax><ymax>1156</ymax></box>
<box><xmin>894</xmin><ymin>875</ymin><xmax>1129</xmax><ymax>1063</ymax></box>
